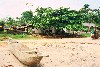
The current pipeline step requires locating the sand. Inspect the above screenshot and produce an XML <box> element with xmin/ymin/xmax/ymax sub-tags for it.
<box><xmin>0</xmin><ymin>37</ymin><xmax>100</xmax><ymax>67</ymax></box>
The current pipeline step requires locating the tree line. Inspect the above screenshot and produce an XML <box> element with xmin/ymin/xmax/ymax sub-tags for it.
<box><xmin>0</xmin><ymin>4</ymin><xmax>100</xmax><ymax>34</ymax></box>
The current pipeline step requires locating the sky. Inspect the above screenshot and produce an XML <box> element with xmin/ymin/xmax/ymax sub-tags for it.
<box><xmin>0</xmin><ymin>0</ymin><xmax>100</xmax><ymax>19</ymax></box>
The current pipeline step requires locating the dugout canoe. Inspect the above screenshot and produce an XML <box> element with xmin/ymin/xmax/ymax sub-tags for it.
<box><xmin>10</xmin><ymin>43</ymin><xmax>43</xmax><ymax>66</ymax></box>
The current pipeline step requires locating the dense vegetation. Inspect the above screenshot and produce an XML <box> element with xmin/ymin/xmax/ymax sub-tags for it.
<box><xmin>0</xmin><ymin>4</ymin><xmax>100</xmax><ymax>38</ymax></box>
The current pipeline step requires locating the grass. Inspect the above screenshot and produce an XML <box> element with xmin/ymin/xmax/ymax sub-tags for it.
<box><xmin>80</xmin><ymin>33</ymin><xmax>91</xmax><ymax>37</ymax></box>
<box><xmin>0</xmin><ymin>33</ymin><xmax>91</xmax><ymax>41</ymax></box>
<box><xmin>0</xmin><ymin>33</ymin><xmax>40</xmax><ymax>40</ymax></box>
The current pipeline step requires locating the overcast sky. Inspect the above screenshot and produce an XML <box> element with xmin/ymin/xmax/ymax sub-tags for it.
<box><xmin>0</xmin><ymin>0</ymin><xmax>100</xmax><ymax>18</ymax></box>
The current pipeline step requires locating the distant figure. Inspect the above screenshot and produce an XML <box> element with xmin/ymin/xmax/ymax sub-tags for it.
<box><xmin>91</xmin><ymin>26</ymin><xmax>99</xmax><ymax>39</ymax></box>
<box><xmin>60</xmin><ymin>29</ymin><xmax>65</xmax><ymax>39</ymax></box>
<box><xmin>91</xmin><ymin>29</ymin><xmax>94</xmax><ymax>39</ymax></box>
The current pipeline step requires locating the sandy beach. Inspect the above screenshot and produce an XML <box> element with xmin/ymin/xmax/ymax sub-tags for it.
<box><xmin>0</xmin><ymin>37</ymin><xmax>100</xmax><ymax>67</ymax></box>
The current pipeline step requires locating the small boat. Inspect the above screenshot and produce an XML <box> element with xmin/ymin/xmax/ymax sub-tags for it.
<box><xmin>9</xmin><ymin>42</ymin><xmax>43</xmax><ymax>66</ymax></box>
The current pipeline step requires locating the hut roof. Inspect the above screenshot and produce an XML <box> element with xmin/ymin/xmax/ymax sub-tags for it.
<box><xmin>82</xmin><ymin>23</ymin><xmax>96</xmax><ymax>27</ymax></box>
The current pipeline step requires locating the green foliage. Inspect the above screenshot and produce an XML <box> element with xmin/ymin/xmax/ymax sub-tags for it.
<box><xmin>0</xmin><ymin>4</ymin><xmax>100</xmax><ymax>36</ymax></box>
<box><xmin>5</xmin><ymin>17</ymin><xmax>16</xmax><ymax>27</ymax></box>
<box><xmin>21</xmin><ymin>10</ymin><xmax>33</xmax><ymax>25</ymax></box>
<box><xmin>0</xmin><ymin>20</ymin><xmax>5</xmax><ymax>26</ymax></box>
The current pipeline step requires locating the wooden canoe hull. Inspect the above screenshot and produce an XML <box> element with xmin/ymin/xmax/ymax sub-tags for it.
<box><xmin>10</xmin><ymin>43</ymin><xmax>43</xmax><ymax>66</ymax></box>
<box><xmin>13</xmin><ymin>50</ymin><xmax>43</xmax><ymax>66</ymax></box>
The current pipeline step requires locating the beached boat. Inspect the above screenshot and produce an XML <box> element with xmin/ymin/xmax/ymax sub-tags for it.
<box><xmin>10</xmin><ymin>42</ymin><xmax>43</xmax><ymax>66</ymax></box>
